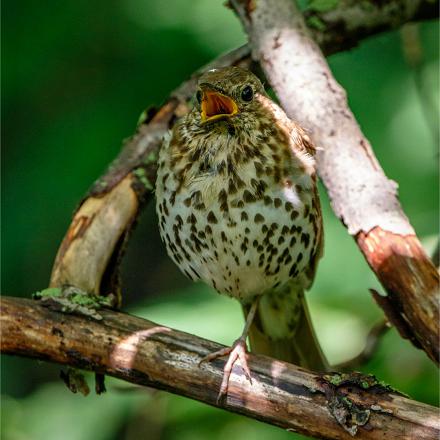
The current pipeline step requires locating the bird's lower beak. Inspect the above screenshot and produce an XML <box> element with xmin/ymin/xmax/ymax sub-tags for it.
<box><xmin>201</xmin><ymin>90</ymin><xmax>238</xmax><ymax>123</ymax></box>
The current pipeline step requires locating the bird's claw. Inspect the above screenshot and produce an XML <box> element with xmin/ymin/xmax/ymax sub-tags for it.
<box><xmin>199</xmin><ymin>337</ymin><xmax>252</xmax><ymax>403</ymax></box>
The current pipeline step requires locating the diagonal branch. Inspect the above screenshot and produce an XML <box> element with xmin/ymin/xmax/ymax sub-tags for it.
<box><xmin>2</xmin><ymin>296</ymin><xmax>439</xmax><ymax>440</ymax></box>
<box><xmin>229</xmin><ymin>0</ymin><xmax>439</xmax><ymax>363</ymax></box>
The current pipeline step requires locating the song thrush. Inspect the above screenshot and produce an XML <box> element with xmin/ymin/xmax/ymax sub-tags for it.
<box><xmin>156</xmin><ymin>66</ymin><xmax>327</xmax><ymax>399</ymax></box>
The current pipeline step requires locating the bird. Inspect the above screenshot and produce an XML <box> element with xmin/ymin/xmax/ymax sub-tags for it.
<box><xmin>155</xmin><ymin>66</ymin><xmax>327</xmax><ymax>400</ymax></box>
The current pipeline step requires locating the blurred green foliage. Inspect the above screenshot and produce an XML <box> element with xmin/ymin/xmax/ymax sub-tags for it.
<box><xmin>1</xmin><ymin>1</ymin><xmax>438</xmax><ymax>439</ymax></box>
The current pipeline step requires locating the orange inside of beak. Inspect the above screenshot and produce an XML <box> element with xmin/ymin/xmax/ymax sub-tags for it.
<box><xmin>201</xmin><ymin>91</ymin><xmax>238</xmax><ymax>122</ymax></box>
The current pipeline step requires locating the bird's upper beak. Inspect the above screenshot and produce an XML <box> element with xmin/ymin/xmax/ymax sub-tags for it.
<box><xmin>200</xmin><ymin>90</ymin><xmax>238</xmax><ymax>123</ymax></box>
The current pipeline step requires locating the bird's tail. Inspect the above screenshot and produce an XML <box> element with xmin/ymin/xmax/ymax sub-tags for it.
<box><xmin>243</xmin><ymin>286</ymin><xmax>328</xmax><ymax>371</ymax></box>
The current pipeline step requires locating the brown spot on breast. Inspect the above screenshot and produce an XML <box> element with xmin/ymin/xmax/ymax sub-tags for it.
<box><xmin>274</xmin><ymin>198</ymin><xmax>282</xmax><ymax>208</ymax></box>
<box><xmin>218</xmin><ymin>161</ymin><xmax>226</xmax><ymax>174</ymax></box>
<box><xmin>264</xmin><ymin>195</ymin><xmax>273</xmax><ymax>206</ymax></box>
<box><xmin>218</xmin><ymin>189</ymin><xmax>228</xmax><ymax>204</ymax></box>
<box><xmin>301</xmin><ymin>232</ymin><xmax>310</xmax><ymax>248</ymax></box>
<box><xmin>170</xmin><ymin>192</ymin><xmax>177</xmax><ymax>206</ymax></box>
<box><xmin>235</xmin><ymin>175</ymin><xmax>246</xmax><ymax>189</ymax></box>
<box><xmin>251</xmin><ymin>179</ymin><xmax>267</xmax><ymax>197</ymax></box>
<box><xmin>228</xmin><ymin>179</ymin><xmax>237</xmax><ymax>194</ymax></box>
<box><xmin>254</xmin><ymin>213</ymin><xmax>265</xmax><ymax>223</ymax></box>
<box><xmin>207</xmin><ymin>211</ymin><xmax>217</xmax><ymax>224</ymax></box>
<box><xmin>254</xmin><ymin>161</ymin><xmax>264</xmax><ymax>177</ymax></box>
<box><xmin>241</xmin><ymin>212</ymin><xmax>248</xmax><ymax>221</ymax></box>
<box><xmin>289</xmin><ymin>263</ymin><xmax>298</xmax><ymax>277</ymax></box>
<box><xmin>305</xmin><ymin>206</ymin><xmax>312</xmax><ymax>220</ymax></box>
<box><xmin>187</xmin><ymin>214</ymin><xmax>196</xmax><ymax>224</ymax></box>
<box><xmin>243</xmin><ymin>190</ymin><xmax>256</xmax><ymax>203</ymax></box>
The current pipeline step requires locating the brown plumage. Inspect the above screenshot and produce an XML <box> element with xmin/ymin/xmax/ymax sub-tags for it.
<box><xmin>156</xmin><ymin>66</ymin><xmax>327</xmax><ymax>399</ymax></box>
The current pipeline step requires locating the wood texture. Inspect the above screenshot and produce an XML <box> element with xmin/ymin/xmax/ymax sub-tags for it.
<box><xmin>2</xmin><ymin>296</ymin><xmax>439</xmax><ymax>440</ymax></box>
<box><xmin>358</xmin><ymin>228</ymin><xmax>439</xmax><ymax>360</ymax></box>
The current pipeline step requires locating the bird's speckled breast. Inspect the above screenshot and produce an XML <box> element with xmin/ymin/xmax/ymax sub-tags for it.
<box><xmin>156</xmin><ymin>116</ymin><xmax>321</xmax><ymax>303</ymax></box>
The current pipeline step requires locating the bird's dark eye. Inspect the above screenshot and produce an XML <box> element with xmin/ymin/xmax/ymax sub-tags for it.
<box><xmin>241</xmin><ymin>85</ymin><xmax>253</xmax><ymax>102</ymax></box>
<box><xmin>196</xmin><ymin>90</ymin><xmax>202</xmax><ymax>104</ymax></box>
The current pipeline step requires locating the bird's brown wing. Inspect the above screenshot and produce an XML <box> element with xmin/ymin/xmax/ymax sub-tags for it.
<box><xmin>245</xmin><ymin>119</ymin><xmax>327</xmax><ymax>370</ymax></box>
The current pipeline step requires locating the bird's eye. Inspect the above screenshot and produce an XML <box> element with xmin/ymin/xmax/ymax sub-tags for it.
<box><xmin>196</xmin><ymin>90</ymin><xmax>203</xmax><ymax>104</ymax></box>
<box><xmin>241</xmin><ymin>85</ymin><xmax>253</xmax><ymax>102</ymax></box>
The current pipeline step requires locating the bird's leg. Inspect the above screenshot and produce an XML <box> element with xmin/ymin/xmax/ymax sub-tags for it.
<box><xmin>199</xmin><ymin>298</ymin><xmax>259</xmax><ymax>402</ymax></box>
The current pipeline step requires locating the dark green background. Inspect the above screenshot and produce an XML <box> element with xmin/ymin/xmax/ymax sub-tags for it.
<box><xmin>2</xmin><ymin>1</ymin><xmax>438</xmax><ymax>439</ymax></box>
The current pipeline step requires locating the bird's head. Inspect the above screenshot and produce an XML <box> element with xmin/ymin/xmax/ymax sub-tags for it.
<box><xmin>189</xmin><ymin>66</ymin><xmax>266</xmax><ymax>134</ymax></box>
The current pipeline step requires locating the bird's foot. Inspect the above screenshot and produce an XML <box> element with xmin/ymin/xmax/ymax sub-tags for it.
<box><xmin>199</xmin><ymin>337</ymin><xmax>252</xmax><ymax>403</ymax></box>
<box><xmin>33</xmin><ymin>285</ymin><xmax>116</xmax><ymax>320</ymax></box>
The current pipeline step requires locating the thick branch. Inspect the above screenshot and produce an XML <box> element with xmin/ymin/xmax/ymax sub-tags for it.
<box><xmin>2</xmin><ymin>296</ymin><xmax>439</xmax><ymax>440</ymax></box>
<box><xmin>229</xmin><ymin>0</ymin><xmax>439</xmax><ymax>363</ymax></box>
<box><xmin>304</xmin><ymin>0</ymin><xmax>439</xmax><ymax>56</ymax></box>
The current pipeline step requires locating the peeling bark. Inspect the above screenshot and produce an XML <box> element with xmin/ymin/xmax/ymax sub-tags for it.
<box><xmin>2</xmin><ymin>296</ymin><xmax>439</xmax><ymax>440</ymax></box>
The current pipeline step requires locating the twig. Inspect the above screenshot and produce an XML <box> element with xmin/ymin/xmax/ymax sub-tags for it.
<box><xmin>229</xmin><ymin>0</ymin><xmax>439</xmax><ymax>363</ymax></box>
<box><xmin>2</xmin><ymin>296</ymin><xmax>439</xmax><ymax>440</ymax></box>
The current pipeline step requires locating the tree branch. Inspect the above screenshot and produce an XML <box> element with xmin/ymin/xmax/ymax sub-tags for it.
<box><xmin>228</xmin><ymin>0</ymin><xmax>439</xmax><ymax>363</ymax></box>
<box><xmin>2</xmin><ymin>296</ymin><xmax>439</xmax><ymax>440</ymax></box>
<box><xmin>304</xmin><ymin>0</ymin><xmax>440</xmax><ymax>56</ymax></box>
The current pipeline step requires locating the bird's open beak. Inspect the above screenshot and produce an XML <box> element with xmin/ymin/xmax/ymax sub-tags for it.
<box><xmin>200</xmin><ymin>90</ymin><xmax>238</xmax><ymax>123</ymax></box>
